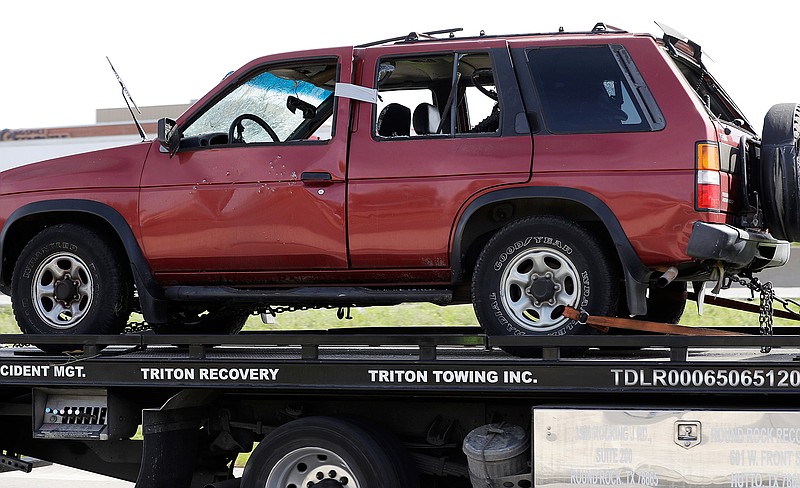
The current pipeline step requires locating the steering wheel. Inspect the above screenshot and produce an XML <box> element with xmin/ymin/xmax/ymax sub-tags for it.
<box><xmin>228</xmin><ymin>114</ymin><xmax>280</xmax><ymax>143</ymax></box>
<box><xmin>471</xmin><ymin>68</ymin><xmax>498</xmax><ymax>101</ymax></box>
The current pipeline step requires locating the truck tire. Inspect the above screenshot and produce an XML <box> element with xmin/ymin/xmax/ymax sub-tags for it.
<box><xmin>761</xmin><ymin>103</ymin><xmax>800</xmax><ymax>242</ymax></box>
<box><xmin>472</xmin><ymin>216</ymin><xmax>620</xmax><ymax>355</ymax></box>
<box><xmin>240</xmin><ymin>416</ymin><xmax>419</xmax><ymax>488</ymax></box>
<box><xmin>11</xmin><ymin>224</ymin><xmax>133</xmax><ymax>351</ymax></box>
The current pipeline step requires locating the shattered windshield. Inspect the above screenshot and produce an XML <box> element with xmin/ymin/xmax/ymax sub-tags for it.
<box><xmin>184</xmin><ymin>63</ymin><xmax>336</xmax><ymax>143</ymax></box>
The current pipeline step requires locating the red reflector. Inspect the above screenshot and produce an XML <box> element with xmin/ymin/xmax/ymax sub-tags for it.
<box><xmin>697</xmin><ymin>184</ymin><xmax>720</xmax><ymax>210</ymax></box>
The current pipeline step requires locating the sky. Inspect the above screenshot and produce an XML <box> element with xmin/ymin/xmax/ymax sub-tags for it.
<box><xmin>1</xmin><ymin>0</ymin><xmax>797</xmax><ymax>134</ymax></box>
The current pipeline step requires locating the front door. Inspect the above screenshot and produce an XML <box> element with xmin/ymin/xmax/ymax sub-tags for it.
<box><xmin>139</xmin><ymin>48</ymin><xmax>353</xmax><ymax>283</ymax></box>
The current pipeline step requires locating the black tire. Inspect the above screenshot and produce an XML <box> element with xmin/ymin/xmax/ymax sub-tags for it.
<box><xmin>761</xmin><ymin>103</ymin><xmax>800</xmax><ymax>242</ymax></box>
<box><xmin>240</xmin><ymin>416</ymin><xmax>419</xmax><ymax>488</ymax></box>
<box><xmin>636</xmin><ymin>281</ymin><xmax>687</xmax><ymax>324</ymax></box>
<box><xmin>472</xmin><ymin>216</ymin><xmax>620</xmax><ymax>354</ymax></box>
<box><xmin>156</xmin><ymin>305</ymin><xmax>250</xmax><ymax>334</ymax></box>
<box><xmin>11</xmin><ymin>224</ymin><xmax>133</xmax><ymax>351</ymax></box>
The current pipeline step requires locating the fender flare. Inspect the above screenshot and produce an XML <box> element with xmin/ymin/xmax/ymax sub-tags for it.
<box><xmin>0</xmin><ymin>199</ymin><xmax>167</xmax><ymax>323</ymax></box>
<box><xmin>451</xmin><ymin>186</ymin><xmax>651</xmax><ymax>315</ymax></box>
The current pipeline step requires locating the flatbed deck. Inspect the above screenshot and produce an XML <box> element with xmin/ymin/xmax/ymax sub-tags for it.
<box><xmin>5</xmin><ymin>327</ymin><xmax>800</xmax><ymax>488</ymax></box>
<box><xmin>3</xmin><ymin>327</ymin><xmax>800</xmax><ymax>395</ymax></box>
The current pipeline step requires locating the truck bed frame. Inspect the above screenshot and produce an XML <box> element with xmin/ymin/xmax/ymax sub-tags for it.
<box><xmin>2</xmin><ymin>327</ymin><xmax>800</xmax><ymax>488</ymax></box>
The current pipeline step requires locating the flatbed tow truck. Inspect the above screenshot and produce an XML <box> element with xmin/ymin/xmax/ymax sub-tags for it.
<box><xmin>3</xmin><ymin>317</ymin><xmax>800</xmax><ymax>488</ymax></box>
<box><xmin>4</xmin><ymin>22</ymin><xmax>800</xmax><ymax>488</ymax></box>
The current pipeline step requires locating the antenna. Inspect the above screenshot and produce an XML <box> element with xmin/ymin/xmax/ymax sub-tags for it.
<box><xmin>106</xmin><ymin>57</ymin><xmax>146</xmax><ymax>141</ymax></box>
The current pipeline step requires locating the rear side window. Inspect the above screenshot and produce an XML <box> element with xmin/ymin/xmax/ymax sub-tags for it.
<box><xmin>528</xmin><ymin>45</ymin><xmax>664</xmax><ymax>134</ymax></box>
<box><xmin>374</xmin><ymin>52</ymin><xmax>500</xmax><ymax>138</ymax></box>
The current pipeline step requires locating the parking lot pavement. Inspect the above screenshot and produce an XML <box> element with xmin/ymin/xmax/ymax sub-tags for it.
<box><xmin>0</xmin><ymin>464</ymin><xmax>134</xmax><ymax>487</ymax></box>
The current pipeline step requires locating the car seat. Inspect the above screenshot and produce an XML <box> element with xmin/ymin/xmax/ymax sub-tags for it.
<box><xmin>412</xmin><ymin>103</ymin><xmax>441</xmax><ymax>135</ymax></box>
<box><xmin>377</xmin><ymin>103</ymin><xmax>411</xmax><ymax>137</ymax></box>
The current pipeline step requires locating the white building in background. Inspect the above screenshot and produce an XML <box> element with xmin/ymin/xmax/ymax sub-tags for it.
<box><xmin>0</xmin><ymin>103</ymin><xmax>191</xmax><ymax>171</ymax></box>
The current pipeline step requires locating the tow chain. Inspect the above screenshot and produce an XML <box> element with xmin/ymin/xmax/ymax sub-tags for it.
<box><xmin>262</xmin><ymin>305</ymin><xmax>311</xmax><ymax>315</ymax></box>
<box><xmin>758</xmin><ymin>281</ymin><xmax>774</xmax><ymax>353</ymax></box>
<box><xmin>729</xmin><ymin>275</ymin><xmax>800</xmax><ymax>353</ymax></box>
<box><xmin>123</xmin><ymin>304</ymin><xmax>353</xmax><ymax>333</ymax></box>
<box><xmin>260</xmin><ymin>305</ymin><xmax>352</xmax><ymax>319</ymax></box>
<box><xmin>730</xmin><ymin>275</ymin><xmax>800</xmax><ymax>318</ymax></box>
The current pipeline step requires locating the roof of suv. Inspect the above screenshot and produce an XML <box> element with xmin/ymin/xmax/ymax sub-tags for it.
<box><xmin>355</xmin><ymin>23</ymin><xmax>649</xmax><ymax>49</ymax></box>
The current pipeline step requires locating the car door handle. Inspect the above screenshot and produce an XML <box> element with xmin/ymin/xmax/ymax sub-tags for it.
<box><xmin>301</xmin><ymin>172</ymin><xmax>334</xmax><ymax>186</ymax></box>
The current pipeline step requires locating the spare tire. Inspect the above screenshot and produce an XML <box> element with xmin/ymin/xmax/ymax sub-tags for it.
<box><xmin>761</xmin><ymin>103</ymin><xmax>800</xmax><ymax>241</ymax></box>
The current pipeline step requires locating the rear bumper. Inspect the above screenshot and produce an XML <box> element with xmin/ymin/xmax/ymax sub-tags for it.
<box><xmin>686</xmin><ymin>222</ymin><xmax>790</xmax><ymax>271</ymax></box>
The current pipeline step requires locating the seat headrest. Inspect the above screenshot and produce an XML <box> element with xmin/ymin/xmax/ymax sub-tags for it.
<box><xmin>413</xmin><ymin>103</ymin><xmax>441</xmax><ymax>135</ymax></box>
<box><xmin>377</xmin><ymin>103</ymin><xmax>411</xmax><ymax>137</ymax></box>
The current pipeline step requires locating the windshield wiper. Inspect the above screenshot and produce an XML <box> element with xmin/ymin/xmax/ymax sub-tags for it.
<box><xmin>106</xmin><ymin>56</ymin><xmax>146</xmax><ymax>142</ymax></box>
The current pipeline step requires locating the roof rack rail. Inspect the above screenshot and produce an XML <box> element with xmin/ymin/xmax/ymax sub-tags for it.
<box><xmin>591</xmin><ymin>22</ymin><xmax>626</xmax><ymax>33</ymax></box>
<box><xmin>357</xmin><ymin>28</ymin><xmax>464</xmax><ymax>48</ymax></box>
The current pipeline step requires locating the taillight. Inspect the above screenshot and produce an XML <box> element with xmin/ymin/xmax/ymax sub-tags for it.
<box><xmin>696</xmin><ymin>142</ymin><xmax>721</xmax><ymax>211</ymax></box>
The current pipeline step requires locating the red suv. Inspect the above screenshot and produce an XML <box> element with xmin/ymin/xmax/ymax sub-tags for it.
<box><xmin>1</xmin><ymin>24</ymin><xmax>795</xmax><ymax>352</ymax></box>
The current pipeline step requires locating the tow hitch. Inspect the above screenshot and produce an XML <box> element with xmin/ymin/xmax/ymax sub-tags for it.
<box><xmin>0</xmin><ymin>451</ymin><xmax>32</xmax><ymax>473</ymax></box>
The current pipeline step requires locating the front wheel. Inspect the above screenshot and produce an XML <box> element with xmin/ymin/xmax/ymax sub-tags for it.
<box><xmin>11</xmin><ymin>224</ymin><xmax>134</xmax><ymax>351</ymax></box>
<box><xmin>472</xmin><ymin>216</ymin><xmax>620</xmax><ymax>353</ymax></box>
<box><xmin>240</xmin><ymin>416</ymin><xmax>419</xmax><ymax>488</ymax></box>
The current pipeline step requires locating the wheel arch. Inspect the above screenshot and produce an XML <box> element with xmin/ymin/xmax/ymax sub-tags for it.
<box><xmin>0</xmin><ymin>199</ymin><xmax>167</xmax><ymax>322</ymax></box>
<box><xmin>452</xmin><ymin>187</ymin><xmax>652</xmax><ymax>315</ymax></box>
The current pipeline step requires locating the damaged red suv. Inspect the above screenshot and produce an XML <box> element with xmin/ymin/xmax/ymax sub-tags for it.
<box><xmin>0</xmin><ymin>23</ymin><xmax>795</xmax><ymax>351</ymax></box>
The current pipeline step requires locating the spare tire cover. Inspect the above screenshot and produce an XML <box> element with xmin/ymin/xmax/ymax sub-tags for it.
<box><xmin>761</xmin><ymin>103</ymin><xmax>800</xmax><ymax>242</ymax></box>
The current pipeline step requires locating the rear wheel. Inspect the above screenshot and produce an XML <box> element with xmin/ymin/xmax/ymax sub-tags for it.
<box><xmin>472</xmin><ymin>216</ymin><xmax>620</xmax><ymax>355</ymax></box>
<box><xmin>11</xmin><ymin>224</ymin><xmax>133</xmax><ymax>351</ymax></box>
<box><xmin>761</xmin><ymin>103</ymin><xmax>800</xmax><ymax>241</ymax></box>
<box><xmin>240</xmin><ymin>416</ymin><xmax>419</xmax><ymax>488</ymax></box>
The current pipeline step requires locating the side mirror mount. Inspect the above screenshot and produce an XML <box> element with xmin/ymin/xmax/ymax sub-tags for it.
<box><xmin>157</xmin><ymin>118</ymin><xmax>180</xmax><ymax>154</ymax></box>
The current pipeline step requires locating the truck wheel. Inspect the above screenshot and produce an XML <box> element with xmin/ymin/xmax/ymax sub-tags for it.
<box><xmin>472</xmin><ymin>216</ymin><xmax>620</xmax><ymax>353</ymax></box>
<box><xmin>241</xmin><ymin>416</ymin><xmax>419</xmax><ymax>488</ymax></box>
<box><xmin>11</xmin><ymin>224</ymin><xmax>133</xmax><ymax>350</ymax></box>
<box><xmin>761</xmin><ymin>103</ymin><xmax>800</xmax><ymax>242</ymax></box>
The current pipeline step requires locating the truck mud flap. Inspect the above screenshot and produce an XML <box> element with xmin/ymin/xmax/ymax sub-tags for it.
<box><xmin>135</xmin><ymin>407</ymin><xmax>202</xmax><ymax>488</ymax></box>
